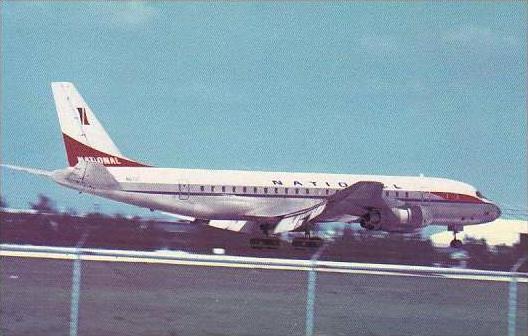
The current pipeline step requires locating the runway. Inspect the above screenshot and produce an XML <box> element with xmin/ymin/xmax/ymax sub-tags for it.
<box><xmin>1</xmin><ymin>245</ymin><xmax>527</xmax><ymax>336</ymax></box>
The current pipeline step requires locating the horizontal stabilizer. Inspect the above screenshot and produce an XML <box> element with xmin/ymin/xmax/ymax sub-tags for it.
<box><xmin>66</xmin><ymin>161</ymin><xmax>120</xmax><ymax>190</ymax></box>
<box><xmin>1</xmin><ymin>164</ymin><xmax>53</xmax><ymax>177</ymax></box>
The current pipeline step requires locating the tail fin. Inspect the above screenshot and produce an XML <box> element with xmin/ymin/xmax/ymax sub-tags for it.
<box><xmin>51</xmin><ymin>82</ymin><xmax>148</xmax><ymax>167</ymax></box>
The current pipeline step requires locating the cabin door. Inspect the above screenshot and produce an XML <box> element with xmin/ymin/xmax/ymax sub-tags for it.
<box><xmin>421</xmin><ymin>189</ymin><xmax>431</xmax><ymax>203</ymax></box>
<box><xmin>178</xmin><ymin>181</ymin><xmax>190</xmax><ymax>200</ymax></box>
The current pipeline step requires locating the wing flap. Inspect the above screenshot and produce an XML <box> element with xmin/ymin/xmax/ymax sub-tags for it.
<box><xmin>208</xmin><ymin>220</ymin><xmax>260</xmax><ymax>233</ymax></box>
<box><xmin>273</xmin><ymin>202</ymin><xmax>326</xmax><ymax>233</ymax></box>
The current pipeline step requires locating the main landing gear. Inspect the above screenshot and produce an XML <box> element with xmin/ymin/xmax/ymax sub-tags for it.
<box><xmin>249</xmin><ymin>237</ymin><xmax>281</xmax><ymax>249</ymax></box>
<box><xmin>291</xmin><ymin>225</ymin><xmax>324</xmax><ymax>249</ymax></box>
<box><xmin>249</xmin><ymin>224</ymin><xmax>324</xmax><ymax>249</ymax></box>
<box><xmin>449</xmin><ymin>225</ymin><xmax>463</xmax><ymax>248</ymax></box>
<box><xmin>250</xmin><ymin>224</ymin><xmax>281</xmax><ymax>249</ymax></box>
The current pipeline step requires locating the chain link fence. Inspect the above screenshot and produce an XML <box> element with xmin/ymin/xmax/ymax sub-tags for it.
<box><xmin>1</xmin><ymin>245</ymin><xmax>526</xmax><ymax>336</ymax></box>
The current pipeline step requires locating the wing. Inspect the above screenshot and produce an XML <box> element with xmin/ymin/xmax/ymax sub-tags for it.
<box><xmin>207</xmin><ymin>181</ymin><xmax>392</xmax><ymax>234</ymax></box>
<box><xmin>320</xmin><ymin>181</ymin><xmax>389</xmax><ymax>220</ymax></box>
<box><xmin>273</xmin><ymin>181</ymin><xmax>389</xmax><ymax>233</ymax></box>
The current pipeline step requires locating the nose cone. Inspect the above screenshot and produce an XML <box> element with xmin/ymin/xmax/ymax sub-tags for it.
<box><xmin>494</xmin><ymin>204</ymin><xmax>502</xmax><ymax>219</ymax></box>
<box><xmin>490</xmin><ymin>203</ymin><xmax>501</xmax><ymax>220</ymax></box>
<box><xmin>483</xmin><ymin>203</ymin><xmax>501</xmax><ymax>221</ymax></box>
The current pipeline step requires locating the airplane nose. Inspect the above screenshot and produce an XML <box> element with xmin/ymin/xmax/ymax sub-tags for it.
<box><xmin>485</xmin><ymin>204</ymin><xmax>501</xmax><ymax>220</ymax></box>
<box><xmin>493</xmin><ymin>204</ymin><xmax>501</xmax><ymax>220</ymax></box>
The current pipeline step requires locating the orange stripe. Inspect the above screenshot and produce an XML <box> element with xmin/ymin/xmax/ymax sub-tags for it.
<box><xmin>431</xmin><ymin>192</ymin><xmax>482</xmax><ymax>203</ymax></box>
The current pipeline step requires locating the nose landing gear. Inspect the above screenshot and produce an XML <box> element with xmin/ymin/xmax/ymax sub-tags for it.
<box><xmin>448</xmin><ymin>225</ymin><xmax>463</xmax><ymax>248</ymax></box>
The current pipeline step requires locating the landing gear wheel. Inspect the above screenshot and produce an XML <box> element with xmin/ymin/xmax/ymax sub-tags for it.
<box><xmin>250</xmin><ymin>237</ymin><xmax>281</xmax><ymax>249</ymax></box>
<box><xmin>304</xmin><ymin>226</ymin><xmax>311</xmax><ymax>239</ymax></box>
<box><xmin>259</xmin><ymin>224</ymin><xmax>270</xmax><ymax>237</ymax></box>
<box><xmin>448</xmin><ymin>225</ymin><xmax>463</xmax><ymax>249</ymax></box>
<box><xmin>450</xmin><ymin>239</ymin><xmax>463</xmax><ymax>249</ymax></box>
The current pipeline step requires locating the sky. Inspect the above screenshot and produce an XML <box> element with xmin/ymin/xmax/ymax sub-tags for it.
<box><xmin>1</xmin><ymin>1</ymin><xmax>526</xmax><ymax>216</ymax></box>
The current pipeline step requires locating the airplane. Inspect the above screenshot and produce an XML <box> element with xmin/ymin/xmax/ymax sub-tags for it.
<box><xmin>2</xmin><ymin>82</ymin><xmax>502</xmax><ymax>249</ymax></box>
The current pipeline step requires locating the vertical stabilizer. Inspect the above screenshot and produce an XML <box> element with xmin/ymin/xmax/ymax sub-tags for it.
<box><xmin>51</xmin><ymin>82</ymin><xmax>148</xmax><ymax>167</ymax></box>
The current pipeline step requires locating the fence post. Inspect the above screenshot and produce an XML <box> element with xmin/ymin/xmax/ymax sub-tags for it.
<box><xmin>508</xmin><ymin>256</ymin><xmax>527</xmax><ymax>336</ymax></box>
<box><xmin>69</xmin><ymin>250</ymin><xmax>82</xmax><ymax>336</ymax></box>
<box><xmin>305</xmin><ymin>244</ymin><xmax>327</xmax><ymax>336</ymax></box>
<box><xmin>70</xmin><ymin>233</ymin><xmax>88</xmax><ymax>336</ymax></box>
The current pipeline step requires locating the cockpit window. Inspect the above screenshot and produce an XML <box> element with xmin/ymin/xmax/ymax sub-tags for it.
<box><xmin>476</xmin><ymin>191</ymin><xmax>488</xmax><ymax>200</ymax></box>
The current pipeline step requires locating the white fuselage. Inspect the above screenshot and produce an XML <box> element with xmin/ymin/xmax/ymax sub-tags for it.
<box><xmin>46</xmin><ymin>82</ymin><xmax>502</xmax><ymax>234</ymax></box>
<box><xmin>53</xmin><ymin>166</ymin><xmax>501</xmax><ymax>228</ymax></box>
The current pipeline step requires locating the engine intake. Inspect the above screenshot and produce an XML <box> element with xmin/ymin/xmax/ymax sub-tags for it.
<box><xmin>360</xmin><ymin>206</ymin><xmax>429</xmax><ymax>233</ymax></box>
<box><xmin>360</xmin><ymin>210</ymin><xmax>382</xmax><ymax>230</ymax></box>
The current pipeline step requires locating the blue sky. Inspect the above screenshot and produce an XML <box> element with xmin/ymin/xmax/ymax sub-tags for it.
<box><xmin>1</xmin><ymin>1</ymin><xmax>526</xmax><ymax>215</ymax></box>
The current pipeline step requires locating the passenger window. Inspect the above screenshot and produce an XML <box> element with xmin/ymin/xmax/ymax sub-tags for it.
<box><xmin>326</xmin><ymin>189</ymin><xmax>329</xmax><ymax>195</ymax></box>
<box><xmin>285</xmin><ymin>188</ymin><xmax>289</xmax><ymax>194</ymax></box>
<box><xmin>295</xmin><ymin>188</ymin><xmax>299</xmax><ymax>195</ymax></box>
<box><xmin>232</xmin><ymin>186</ymin><xmax>236</xmax><ymax>193</ymax></box>
<box><xmin>405</xmin><ymin>192</ymin><xmax>409</xmax><ymax>198</ymax></box>
<box><xmin>253</xmin><ymin>187</ymin><xmax>258</xmax><ymax>193</ymax></box>
<box><xmin>264</xmin><ymin>187</ymin><xmax>268</xmax><ymax>194</ymax></box>
<box><xmin>200</xmin><ymin>186</ymin><xmax>205</xmax><ymax>192</ymax></box>
<box><xmin>385</xmin><ymin>191</ymin><xmax>389</xmax><ymax>197</ymax></box>
<box><xmin>243</xmin><ymin>187</ymin><xmax>247</xmax><ymax>193</ymax></box>
<box><xmin>305</xmin><ymin>189</ymin><xmax>310</xmax><ymax>194</ymax></box>
<box><xmin>222</xmin><ymin>186</ymin><xmax>226</xmax><ymax>192</ymax></box>
<box><xmin>211</xmin><ymin>186</ymin><xmax>215</xmax><ymax>192</ymax></box>
<box><xmin>395</xmin><ymin>191</ymin><xmax>399</xmax><ymax>197</ymax></box>
<box><xmin>274</xmin><ymin>188</ymin><xmax>279</xmax><ymax>194</ymax></box>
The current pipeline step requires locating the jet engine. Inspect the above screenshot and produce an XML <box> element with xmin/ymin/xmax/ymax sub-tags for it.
<box><xmin>360</xmin><ymin>206</ymin><xmax>430</xmax><ymax>233</ymax></box>
<box><xmin>359</xmin><ymin>209</ymin><xmax>383</xmax><ymax>230</ymax></box>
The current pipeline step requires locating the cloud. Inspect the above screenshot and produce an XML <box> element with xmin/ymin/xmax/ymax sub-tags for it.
<box><xmin>101</xmin><ymin>2</ymin><xmax>158</xmax><ymax>28</ymax></box>
<box><xmin>358</xmin><ymin>35</ymin><xmax>401</xmax><ymax>55</ymax></box>
<box><xmin>442</xmin><ymin>25</ymin><xmax>521</xmax><ymax>49</ymax></box>
<box><xmin>4</xmin><ymin>1</ymin><xmax>158</xmax><ymax>30</ymax></box>
<box><xmin>431</xmin><ymin>218</ymin><xmax>527</xmax><ymax>247</ymax></box>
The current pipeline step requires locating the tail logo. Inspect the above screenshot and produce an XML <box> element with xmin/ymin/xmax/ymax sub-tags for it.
<box><xmin>77</xmin><ymin>156</ymin><xmax>122</xmax><ymax>165</ymax></box>
<box><xmin>76</xmin><ymin>107</ymin><xmax>90</xmax><ymax>125</ymax></box>
<box><xmin>63</xmin><ymin>133</ymin><xmax>149</xmax><ymax>167</ymax></box>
